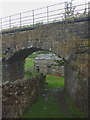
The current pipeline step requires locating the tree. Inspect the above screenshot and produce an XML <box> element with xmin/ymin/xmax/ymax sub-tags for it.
<box><xmin>63</xmin><ymin>0</ymin><xmax>88</xmax><ymax>20</ymax></box>
<box><xmin>64</xmin><ymin>0</ymin><xmax>76</xmax><ymax>19</ymax></box>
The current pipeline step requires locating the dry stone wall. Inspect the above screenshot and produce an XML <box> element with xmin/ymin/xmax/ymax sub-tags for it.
<box><xmin>2</xmin><ymin>75</ymin><xmax>46</xmax><ymax>118</ymax></box>
<box><xmin>34</xmin><ymin>54</ymin><xmax>64</xmax><ymax>76</ymax></box>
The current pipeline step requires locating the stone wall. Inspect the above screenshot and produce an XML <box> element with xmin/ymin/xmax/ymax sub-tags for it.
<box><xmin>2</xmin><ymin>74</ymin><xmax>46</xmax><ymax>118</ymax></box>
<box><xmin>34</xmin><ymin>59</ymin><xmax>64</xmax><ymax>76</ymax></box>
<box><xmin>64</xmin><ymin>53</ymin><xmax>88</xmax><ymax>115</ymax></box>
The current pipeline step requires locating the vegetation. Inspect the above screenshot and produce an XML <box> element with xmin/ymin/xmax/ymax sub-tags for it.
<box><xmin>67</xmin><ymin>95</ymin><xmax>86</xmax><ymax>118</ymax></box>
<box><xmin>53</xmin><ymin>59</ymin><xmax>64</xmax><ymax>66</ymax></box>
<box><xmin>24</xmin><ymin>57</ymin><xmax>41</xmax><ymax>78</ymax></box>
<box><xmin>64</xmin><ymin>0</ymin><xmax>76</xmax><ymax>20</ymax></box>
<box><xmin>46</xmin><ymin>74</ymin><xmax>64</xmax><ymax>89</ymax></box>
<box><xmin>22</xmin><ymin>74</ymin><xmax>86</xmax><ymax>118</ymax></box>
<box><xmin>2</xmin><ymin>22</ymin><xmax>44</xmax><ymax>32</ymax></box>
<box><xmin>22</xmin><ymin>50</ymin><xmax>86</xmax><ymax>118</ymax></box>
<box><xmin>2</xmin><ymin>1</ymin><xmax>88</xmax><ymax>32</ymax></box>
<box><xmin>63</xmin><ymin>0</ymin><xmax>88</xmax><ymax>21</ymax></box>
<box><xmin>24</xmin><ymin>50</ymin><xmax>53</xmax><ymax>78</ymax></box>
<box><xmin>22</xmin><ymin>93</ymin><xmax>86</xmax><ymax>118</ymax></box>
<box><xmin>22</xmin><ymin>95</ymin><xmax>65</xmax><ymax>118</ymax></box>
<box><xmin>24</xmin><ymin>58</ymin><xmax>34</xmax><ymax>71</ymax></box>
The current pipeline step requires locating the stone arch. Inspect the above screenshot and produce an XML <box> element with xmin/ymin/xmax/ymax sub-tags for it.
<box><xmin>2</xmin><ymin>19</ymin><xmax>89</xmax><ymax>115</ymax></box>
<box><xmin>2</xmin><ymin>47</ymin><xmax>65</xmax><ymax>82</ymax></box>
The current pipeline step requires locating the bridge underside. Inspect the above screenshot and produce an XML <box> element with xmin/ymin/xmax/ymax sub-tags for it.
<box><xmin>2</xmin><ymin>48</ymin><xmax>43</xmax><ymax>82</ymax></box>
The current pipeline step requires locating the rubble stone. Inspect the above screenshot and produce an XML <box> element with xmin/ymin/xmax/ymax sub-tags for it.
<box><xmin>2</xmin><ymin>75</ymin><xmax>46</xmax><ymax>118</ymax></box>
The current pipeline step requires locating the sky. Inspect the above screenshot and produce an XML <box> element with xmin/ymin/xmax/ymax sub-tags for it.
<box><xmin>0</xmin><ymin>0</ymin><xmax>90</xmax><ymax>18</ymax></box>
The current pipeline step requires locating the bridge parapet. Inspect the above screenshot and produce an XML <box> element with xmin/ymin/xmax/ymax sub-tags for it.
<box><xmin>2</xmin><ymin>19</ymin><xmax>88</xmax><ymax>61</ymax></box>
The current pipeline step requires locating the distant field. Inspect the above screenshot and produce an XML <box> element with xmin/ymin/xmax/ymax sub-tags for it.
<box><xmin>46</xmin><ymin>74</ymin><xmax>64</xmax><ymax>89</ymax></box>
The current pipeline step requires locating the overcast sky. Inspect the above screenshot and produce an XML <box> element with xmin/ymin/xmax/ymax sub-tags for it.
<box><xmin>0</xmin><ymin>0</ymin><xmax>90</xmax><ymax>18</ymax></box>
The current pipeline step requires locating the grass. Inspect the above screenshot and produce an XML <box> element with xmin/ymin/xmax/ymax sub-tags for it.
<box><xmin>21</xmin><ymin>74</ymin><xmax>86</xmax><ymax>118</ymax></box>
<box><xmin>23</xmin><ymin>51</ymin><xmax>86</xmax><ymax>118</ymax></box>
<box><xmin>24</xmin><ymin>58</ymin><xmax>34</xmax><ymax>71</ymax></box>
<box><xmin>67</xmin><ymin>95</ymin><xmax>86</xmax><ymax>118</ymax></box>
<box><xmin>2</xmin><ymin>14</ymin><xmax>88</xmax><ymax>32</ymax></box>
<box><xmin>25</xmin><ymin>72</ymin><xmax>41</xmax><ymax>78</ymax></box>
<box><xmin>2</xmin><ymin>22</ymin><xmax>44</xmax><ymax>32</ymax></box>
<box><xmin>46</xmin><ymin>74</ymin><xmax>64</xmax><ymax>89</ymax></box>
<box><xmin>22</xmin><ymin>95</ymin><xmax>65</xmax><ymax>118</ymax></box>
<box><xmin>23</xmin><ymin>55</ymin><xmax>65</xmax><ymax>118</ymax></box>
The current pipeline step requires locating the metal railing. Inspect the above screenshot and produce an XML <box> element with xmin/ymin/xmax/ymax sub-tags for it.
<box><xmin>0</xmin><ymin>1</ymin><xmax>90</xmax><ymax>31</ymax></box>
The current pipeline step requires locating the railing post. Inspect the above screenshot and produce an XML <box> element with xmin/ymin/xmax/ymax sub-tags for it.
<box><xmin>33</xmin><ymin>10</ymin><xmax>34</xmax><ymax>26</ymax></box>
<box><xmin>9</xmin><ymin>16</ymin><xmax>11</xmax><ymax>29</ymax></box>
<box><xmin>20</xmin><ymin>13</ymin><xmax>21</xmax><ymax>28</ymax></box>
<box><xmin>64</xmin><ymin>2</ymin><xmax>67</xmax><ymax>20</ymax></box>
<box><xmin>1</xmin><ymin>18</ymin><xmax>2</xmax><ymax>30</ymax></box>
<box><xmin>47</xmin><ymin>6</ymin><xmax>49</xmax><ymax>23</ymax></box>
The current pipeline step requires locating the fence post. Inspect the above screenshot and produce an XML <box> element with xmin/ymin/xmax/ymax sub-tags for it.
<box><xmin>47</xmin><ymin>6</ymin><xmax>49</xmax><ymax>23</ymax></box>
<box><xmin>9</xmin><ymin>16</ymin><xmax>11</xmax><ymax>29</ymax></box>
<box><xmin>20</xmin><ymin>13</ymin><xmax>21</xmax><ymax>28</ymax></box>
<box><xmin>33</xmin><ymin>10</ymin><xmax>34</xmax><ymax>26</ymax></box>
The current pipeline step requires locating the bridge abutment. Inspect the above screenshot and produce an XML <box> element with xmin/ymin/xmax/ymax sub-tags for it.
<box><xmin>64</xmin><ymin>54</ymin><xmax>88</xmax><ymax>115</ymax></box>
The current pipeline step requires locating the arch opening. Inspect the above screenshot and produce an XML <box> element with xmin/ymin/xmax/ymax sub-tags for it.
<box><xmin>2</xmin><ymin>47</ymin><xmax>65</xmax><ymax>87</ymax></box>
<box><xmin>24</xmin><ymin>49</ymin><xmax>65</xmax><ymax>90</ymax></box>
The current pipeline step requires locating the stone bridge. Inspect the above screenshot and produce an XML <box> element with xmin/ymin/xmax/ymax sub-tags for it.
<box><xmin>1</xmin><ymin>18</ymin><xmax>89</xmax><ymax>116</ymax></box>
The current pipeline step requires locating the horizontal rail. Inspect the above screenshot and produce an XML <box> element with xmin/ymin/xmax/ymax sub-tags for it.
<box><xmin>20</xmin><ymin>15</ymin><xmax>33</xmax><ymax>19</ymax></box>
<box><xmin>20</xmin><ymin>22</ymin><xmax>32</xmax><ymax>25</ymax></box>
<box><xmin>0</xmin><ymin>1</ymin><xmax>89</xmax><ymax>31</ymax></box>
<box><xmin>11</xmin><ymin>17</ymin><xmax>22</xmax><ymax>21</ymax></box>
<box><xmin>49</xmin><ymin>8</ymin><xmax>64</xmax><ymax>13</ymax></box>
<box><xmin>21</xmin><ymin>18</ymin><xmax>33</xmax><ymax>22</ymax></box>
<box><xmin>34</xmin><ymin>12</ymin><xmax>47</xmax><ymax>16</ymax></box>
<box><xmin>48</xmin><ymin>2</ymin><xmax>65</xmax><ymax>7</ymax></box>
